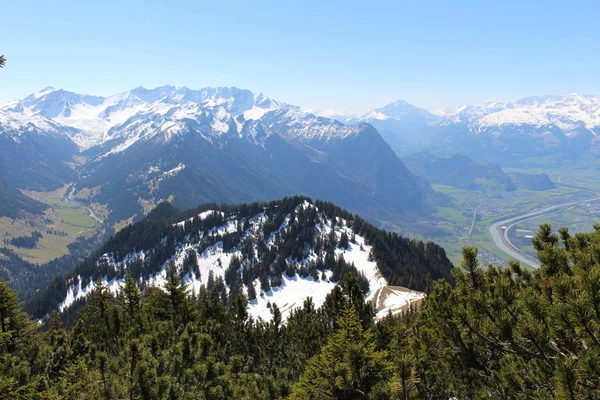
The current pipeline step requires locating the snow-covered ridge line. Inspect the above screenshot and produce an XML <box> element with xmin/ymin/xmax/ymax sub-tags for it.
<box><xmin>57</xmin><ymin>201</ymin><xmax>400</xmax><ymax>321</ymax></box>
<box><xmin>438</xmin><ymin>93</ymin><xmax>600</xmax><ymax>133</ymax></box>
<box><xmin>0</xmin><ymin>85</ymin><xmax>381</xmax><ymax>152</ymax></box>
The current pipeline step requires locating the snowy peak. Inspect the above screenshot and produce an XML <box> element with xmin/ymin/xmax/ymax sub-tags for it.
<box><xmin>127</xmin><ymin>85</ymin><xmax>176</xmax><ymax>103</ymax></box>
<box><xmin>0</xmin><ymin>86</ymin><xmax>294</xmax><ymax>149</ymax></box>
<box><xmin>440</xmin><ymin>93</ymin><xmax>600</xmax><ymax>132</ymax></box>
<box><xmin>260</xmin><ymin>108</ymin><xmax>366</xmax><ymax>142</ymax></box>
<box><xmin>0</xmin><ymin>108</ymin><xmax>76</xmax><ymax>139</ymax></box>
<box><xmin>416</xmin><ymin>93</ymin><xmax>600</xmax><ymax>162</ymax></box>
<box><xmin>350</xmin><ymin>99</ymin><xmax>438</xmax><ymax>123</ymax></box>
<box><xmin>377</xmin><ymin>99</ymin><xmax>436</xmax><ymax>119</ymax></box>
<box><xmin>1</xmin><ymin>85</ymin><xmax>397</xmax><ymax>155</ymax></box>
<box><xmin>429</xmin><ymin>107</ymin><xmax>453</xmax><ymax>117</ymax></box>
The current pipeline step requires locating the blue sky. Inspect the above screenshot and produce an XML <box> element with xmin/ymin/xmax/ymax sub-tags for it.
<box><xmin>1</xmin><ymin>0</ymin><xmax>598</xmax><ymax>111</ymax></box>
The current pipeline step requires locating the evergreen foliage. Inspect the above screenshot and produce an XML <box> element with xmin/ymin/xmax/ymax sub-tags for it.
<box><xmin>2</xmin><ymin>223</ymin><xmax>600</xmax><ymax>398</ymax></box>
<box><xmin>9</xmin><ymin>231</ymin><xmax>43</xmax><ymax>249</ymax></box>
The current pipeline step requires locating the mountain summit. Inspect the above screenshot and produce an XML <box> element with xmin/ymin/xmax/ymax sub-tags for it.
<box><xmin>346</xmin><ymin>99</ymin><xmax>440</xmax><ymax>156</ymax></box>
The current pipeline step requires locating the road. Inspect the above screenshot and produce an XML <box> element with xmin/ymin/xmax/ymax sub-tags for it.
<box><xmin>460</xmin><ymin>208</ymin><xmax>478</xmax><ymax>241</ymax></box>
<box><xmin>488</xmin><ymin>196</ymin><xmax>600</xmax><ymax>268</ymax></box>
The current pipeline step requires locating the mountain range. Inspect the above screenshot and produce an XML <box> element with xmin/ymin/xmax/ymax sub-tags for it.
<box><xmin>0</xmin><ymin>86</ymin><xmax>435</xmax><ymax>226</ymax></box>
<box><xmin>2</xmin><ymin>86</ymin><xmax>598</xmax><ymax>229</ymax></box>
<box><xmin>344</xmin><ymin>93</ymin><xmax>600</xmax><ymax>163</ymax></box>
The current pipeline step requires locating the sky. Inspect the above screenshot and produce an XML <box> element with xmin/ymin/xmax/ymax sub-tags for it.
<box><xmin>1</xmin><ymin>0</ymin><xmax>599</xmax><ymax>112</ymax></box>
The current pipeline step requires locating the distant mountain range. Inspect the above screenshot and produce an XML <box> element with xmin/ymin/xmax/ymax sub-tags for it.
<box><xmin>402</xmin><ymin>151</ymin><xmax>556</xmax><ymax>192</ymax></box>
<box><xmin>345</xmin><ymin>100</ymin><xmax>439</xmax><ymax>156</ymax></box>
<box><xmin>342</xmin><ymin>93</ymin><xmax>600</xmax><ymax>163</ymax></box>
<box><xmin>0</xmin><ymin>86</ymin><xmax>434</xmax><ymax>226</ymax></box>
<box><xmin>403</xmin><ymin>151</ymin><xmax>516</xmax><ymax>192</ymax></box>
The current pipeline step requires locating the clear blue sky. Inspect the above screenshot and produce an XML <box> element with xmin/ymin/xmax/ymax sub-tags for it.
<box><xmin>1</xmin><ymin>0</ymin><xmax>599</xmax><ymax>111</ymax></box>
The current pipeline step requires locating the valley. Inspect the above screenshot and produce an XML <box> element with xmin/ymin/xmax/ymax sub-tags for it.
<box><xmin>1</xmin><ymin>184</ymin><xmax>101</xmax><ymax>263</ymax></box>
<box><xmin>420</xmin><ymin>166</ymin><xmax>600</xmax><ymax>266</ymax></box>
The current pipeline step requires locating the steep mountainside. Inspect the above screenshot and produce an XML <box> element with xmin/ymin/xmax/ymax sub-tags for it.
<box><xmin>1</xmin><ymin>87</ymin><xmax>436</xmax><ymax>226</ymax></box>
<box><xmin>403</xmin><ymin>151</ymin><xmax>516</xmax><ymax>192</ymax></box>
<box><xmin>418</xmin><ymin>94</ymin><xmax>600</xmax><ymax>164</ymax></box>
<box><xmin>27</xmin><ymin>197</ymin><xmax>453</xmax><ymax>320</ymax></box>
<box><xmin>0</xmin><ymin>110</ymin><xmax>79</xmax><ymax>190</ymax></box>
<box><xmin>346</xmin><ymin>99</ymin><xmax>440</xmax><ymax>156</ymax></box>
<box><xmin>510</xmin><ymin>172</ymin><xmax>556</xmax><ymax>191</ymax></box>
<box><xmin>0</xmin><ymin>178</ymin><xmax>47</xmax><ymax>218</ymax></box>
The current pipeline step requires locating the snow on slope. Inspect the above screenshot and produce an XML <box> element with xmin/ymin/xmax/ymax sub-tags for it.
<box><xmin>260</xmin><ymin>108</ymin><xmax>369</xmax><ymax>142</ymax></box>
<box><xmin>1</xmin><ymin>86</ymin><xmax>381</xmax><ymax>153</ymax></box>
<box><xmin>440</xmin><ymin>93</ymin><xmax>600</xmax><ymax>135</ymax></box>
<box><xmin>369</xmin><ymin>286</ymin><xmax>425</xmax><ymax>320</ymax></box>
<box><xmin>348</xmin><ymin>99</ymin><xmax>439</xmax><ymax>124</ymax></box>
<box><xmin>0</xmin><ymin>108</ymin><xmax>71</xmax><ymax>138</ymax></box>
<box><xmin>57</xmin><ymin>201</ymin><xmax>409</xmax><ymax>321</ymax></box>
<box><xmin>0</xmin><ymin>86</ymin><xmax>289</xmax><ymax>149</ymax></box>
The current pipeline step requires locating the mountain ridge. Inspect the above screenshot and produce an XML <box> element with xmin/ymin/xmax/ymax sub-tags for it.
<box><xmin>340</xmin><ymin>93</ymin><xmax>600</xmax><ymax>161</ymax></box>
<box><xmin>26</xmin><ymin>196</ymin><xmax>453</xmax><ymax>321</ymax></box>
<box><xmin>403</xmin><ymin>151</ymin><xmax>517</xmax><ymax>192</ymax></box>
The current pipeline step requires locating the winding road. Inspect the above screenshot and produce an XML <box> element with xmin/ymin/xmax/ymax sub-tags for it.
<box><xmin>488</xmin><ymin>196</ymin><xmax>600</xmax><ymax>268</ymax></box>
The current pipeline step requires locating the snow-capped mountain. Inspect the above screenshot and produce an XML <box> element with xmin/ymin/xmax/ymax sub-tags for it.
<box><xmin>349</xmin><ymin>99</ymin><xmax>437</xmax><ymax>123</ymax></box>
<box><xmin>0</xmin><ymin>107</ymin><xmax>79</xmax><ymax>190</ymax></box>
<box><xmin>29</xmin><ymin>197</ymin><xmax>451</xmax><ymax>321</ymax></box>
<box><xmin>440</xmin><ymin>94</ymin><xmax>600</xmax><ymax>135</ymax></box>
<box><xmin>0</xmin><ymin>107</ymin><xmax>77</xmax><ymax>139</ymax></box>
<box><xmin>419</xmin><ymin>94</ymin><xmax>600</xmax><ymax>163</ymax></box>
<box><xmin>345</xmin><ymin>99</ymin><xmax>440</xmax><ymax>156</ymax></box>
<box><xmin>0</xmin><ymin>86</ymin><xmax>435</xmax><ymax>227</ymax></box>
<box><xmin>0</xmin><ymin>86</ymin><xmax>288</xmax><ymax>149</ymax></box>
<box><xmin>348</xmin><ymin>93</ymin><xmax>600</xmax><ymax>162</ymax></box>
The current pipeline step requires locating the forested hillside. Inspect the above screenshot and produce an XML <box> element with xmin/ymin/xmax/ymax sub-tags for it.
<box><xmin>2</xmin><ymin>223</ymin><xmax>600</xmax><ymax>398</ymax></box>
<box><xmin>26</xmin><ymin>197</ymin><xmax>452</xmax><ymax>320</ymax></box>
<box><xmin>403</xmin><ymin>151</ymin><xmax>516</xmax><ymax>192</ymax></box>
<box><xmin>0</xmin><ymin>177</ymin><xmax>47</xmax><ymax>218</ymax></box>
<box><xmin>510</xmin><ymin>171</ymin><xmax>556</xmax><ymax>190</ymax></box>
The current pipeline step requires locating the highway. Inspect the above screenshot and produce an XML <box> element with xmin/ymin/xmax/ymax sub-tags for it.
<box><xmin>488</xmin><ymin>196</ymin><xmax>600</xmax><ymax>269</ymax></box>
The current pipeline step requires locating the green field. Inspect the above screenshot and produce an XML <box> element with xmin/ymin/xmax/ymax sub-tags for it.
<box><xmin>54</xmin><ymin>204</ymin><xmax>96</xmax><ymax>228</ymax></box>
<box><xmin>0</xmin><ymin>186</ymin><xmax>99</xmax><ymax>263</ymax></box>
<box><xmin>421</xmin><ymin>168</ymin><xmax>600</xmax><ymax>266</ymax></box>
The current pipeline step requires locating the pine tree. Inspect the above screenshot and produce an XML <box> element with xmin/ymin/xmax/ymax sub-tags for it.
<box><xmin>121</xmin><ymin>272</ymin><xmax>143</xmax><ymax>334</ymax></box>
<box><xmin>164</xmin><ymin>262</ymin><xmax>192</xmax><ymax>326</ymax></box>
<box><xmin>290</xmin><ymin>307</ymin><xmax>392</xmax><ymax>399</ymax></box>
<box><xmin>0</xmin><ymin>278</ymin><xmax>21</xmax><ymax>347</ymax></box>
